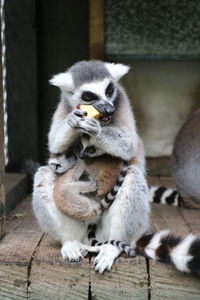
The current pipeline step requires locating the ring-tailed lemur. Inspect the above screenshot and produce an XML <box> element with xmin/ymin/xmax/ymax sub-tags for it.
<box><xmin>33</xmin><ymin>61</ymin><xmax>200</xmax><ymax>276</ymax></box>
<box><xmin>149</xmin><ymin>109</ymin><xmax>200</xmax><ymax>210</ymax></box>
<box><xmin>171</xmin><ymin>108</ymin><xmax>200</xmax><ymax>209</ymax></box>
<box><xmin>33</xmin><ymin>60</ymin><xmax>149</xmax><ymax>273</ymax></box>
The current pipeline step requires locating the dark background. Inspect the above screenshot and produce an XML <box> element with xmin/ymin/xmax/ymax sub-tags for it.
<box><xmin>5</xmin><ymin>0</ymin><xmax>89</xmax><ymax>169</ymax></box>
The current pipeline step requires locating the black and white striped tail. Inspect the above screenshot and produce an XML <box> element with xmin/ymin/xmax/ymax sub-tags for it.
<box><xmin>135</xmin><ymin>230</ymin><xmax>200</xmax><ymax>277</ymax></box>
<box><xmin>100</xmin><ymin>161</ymin><xmax>129</xmax><ymax>210</ymax></box>
<box><xmin>87</xmin><ymin>224</ymin><xmax>136</xmax><ymax>257</ymax></box>
<box><xmin>149</xmin><ymin>186</ymin><xmax>183</xmax><ymax>207</ymax></box>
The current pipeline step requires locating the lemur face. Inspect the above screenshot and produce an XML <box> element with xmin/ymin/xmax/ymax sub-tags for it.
<box><xmin>79</xmin><ymin>135</ymin><xmax>105</xmax><ymax>160</ymax></box>
<box><xmin>71</xmin><ymin>78</ymin><xmax>117</xmax><ymax>123</ymax></box>
<box><xmin>49</xmin><ymin>60</ymin><xmax>130</xmax><ymax>123</ymax></box>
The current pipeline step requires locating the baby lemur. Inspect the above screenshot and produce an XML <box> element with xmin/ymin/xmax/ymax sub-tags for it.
<box><xmin>54</xmin><ymin>133</ymin><xmax>144</xmax><ymax>221</ymax></box>
<box><xmin>54</xmin><ymin>134</ymin><xmax>127</xmax><ymax>221</ymax></box>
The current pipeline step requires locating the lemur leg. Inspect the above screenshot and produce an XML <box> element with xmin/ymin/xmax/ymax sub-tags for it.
<box><xmin>32</xmin><ymin>166</ymin><xmax>100</xmax><ymax>261</ymax></box>
<box><xmin>56</xmin><ymin>180</ymin><xmax>101</xmax><ymax>220</ymax></box>
<box><xmin>93</xmin><ymin>166</ymin><xmax>150</xmax><ymax>273</ymax></box>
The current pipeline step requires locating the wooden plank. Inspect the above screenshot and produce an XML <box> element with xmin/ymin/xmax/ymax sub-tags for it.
<box><xmin>90</xmin><ymin>256</ymin><xmax>149</xmax><ymax>299</ymax></box>
<box><xmin>149</xmin><ymin>198</ymin><xmax>200</xmax><ymax>298</ymax></box>
<box><xmin>29</xmin><ymin>262</ymin><xmax>90</xmax><ymax>300</ymax></box>
<box><xmin>5</xmin><ymin>172</ymin><xmax>28</xmax><ymax>215</ymax></box>
<box><xmin>150</xmin><ymin>204</ymin><xmax>190</xmax><ymax>235</ymax></box>
<box><xmin>147</xmin><ymin>176</ymin><xmax>162</xmax><ymax>187</ymax></box>
<box><xmin>150</xmin><ymin>261</ymin><xmax>200</xmax><ymax>299</ymax></box>
<box><xmin>89</xmin><ymin>0</ymin><xmax>105</xmax><ymax>59</ymax></box>
<box><xmin>6</xmin><ymin>195</ymin><xmax>40</xmax><ymax>233</ymax></box>
<box><xmin>29</xmin><ymin>234</ymin><xmax>90</xmax><ymax>299</ymax></box>
<box><xmin>0</xmin><ymin>13</ymin><xmax>5</xmax><ymax>239</ymax></box>
<box><xmin>179</xmin><ymin>209</ymin><xmax>200</xmax><ymax>236</ymax></box>
<box><xmin>159</xmin><ymin>176</ymin><xmax>176</xmax><ymax>188</ymax></box>
<box><xmin>0</xmin><ymin>183</ymin><xmax>5</xmax><ymax>238</ymax></box>
<box><xmin>0</xmin><ymin>196</ymin><xmax>43</xmax><ymax>299</ymax></box>
<box><xmin>0</xmin><ymin>264</ymin><xmax>27</xmax><ymax>299</ymax></box>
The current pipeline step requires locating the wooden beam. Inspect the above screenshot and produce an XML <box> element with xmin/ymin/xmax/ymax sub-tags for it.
<box><xmin>0</xmin><ymin>16</ymin><xmax>5</xmax><ymax>239</ymax></box>
<box><xmin>89</xmin><ymin>0</ymin><xmax>105</xmax><ymax>60</ymax></box>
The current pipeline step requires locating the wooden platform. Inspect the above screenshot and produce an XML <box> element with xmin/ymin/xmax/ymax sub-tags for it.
<box><xmin>0</xmin><ymin>177</ymin><xmax>200</xmax><ymax>299</ymax></box>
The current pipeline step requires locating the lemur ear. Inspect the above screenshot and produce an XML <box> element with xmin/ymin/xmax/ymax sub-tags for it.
<box><xmin>49</xmin><ymin>72</ymin><xmax>74</xmax><ymax>91</ymax></box>
<box><xmin>105</xmin><ymin>63</ymin><xmax>130</xmax><ymax>81</ymax></box>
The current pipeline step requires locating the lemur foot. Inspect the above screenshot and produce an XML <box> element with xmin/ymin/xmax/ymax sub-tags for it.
<box><xmin>93</xmin><ymin>244</ymin><xmax>121</xmax><ymax>274</ymax></box>
<box><xmin>61</xmin><ymin>241</ymin><xmax>91</xmax><ymax>261</ymax></box>
<box><xmin>34</xmin><ymin>166</ymin><xmax>56</xmax><ymax>187</ymax></box>
<box><xmin>48</xmin><ymin>154</ymin><xmax>76</xmax><ymax>174</ymax></box>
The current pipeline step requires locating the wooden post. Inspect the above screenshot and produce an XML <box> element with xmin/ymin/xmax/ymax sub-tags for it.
<box><xmin>89</xmin><ymin>0</ymin><xmax>105</xmax><ymax>60</ymax></box>
<box><xmin>0</xmin><ymin>35</ymin><xmax>5</xmax><ymax>239</ymax></box>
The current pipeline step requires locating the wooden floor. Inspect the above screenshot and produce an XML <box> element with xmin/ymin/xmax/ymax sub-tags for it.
<box><xmin>0</xmin><ymin>177</ymin><xmax>200</xmax><ymax>299</ymax></box>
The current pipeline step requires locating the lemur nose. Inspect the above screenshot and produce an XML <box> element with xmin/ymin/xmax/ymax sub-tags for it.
<box><xmin>105</xmin><ymin>104</ymin><xmax>115</xmax><ymax>115</ymax></box>
<box><xmin>93</xmin><ymin>102</ymin><xmax>115</xmax><ymax>116</ymax></box>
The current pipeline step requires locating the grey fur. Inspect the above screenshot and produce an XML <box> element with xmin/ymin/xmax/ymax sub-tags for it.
<box><xmin>33</xmin><ymin>60</ymin><xmax>150</xmax><ymax>273</ymax></box>
<box><xmin>69</xmin><ymin>60</ymin><xmax>110</xmax><ymax>88</ymax></box>
<box><xmin>172</xmin><ymin>109</ymin><xmax>200</xmax><ymax>205</ymax></box>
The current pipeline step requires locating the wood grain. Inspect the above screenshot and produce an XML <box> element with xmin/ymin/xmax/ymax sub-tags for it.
<box><xmin>0</xmin><ymin>35</ymin><xmax>5</xmax><ymax>238</ymax></box>
<box><xmin>0</xmin><ymin>196</ymin><xmax>43</xmax><ymax>299</ymax></box>
<box><xmin>89</xmin><ymin>0</ymin><xmax>105</xmax><ymax>60</ymax></box>
<box><xmin>1</xmin><ymin>190</ymin><xmax>200</xmax><ymax>299</ymax></box>
<box><xmin>147</xmin><ymin>176</ymin><xmax>162</xmax><ymax>187</ymax></box>
<box><xmin>90</xmin><ymin>256</ymin><xmax>148</xmax><ymax>299</ymax></box>
<box><xmin>179</xmin><ymin>208</ymin><xmax>200</xmax><ymax>236</ymax></box>
<box><xmin>151</xmin><ymin>204</ymin><xmax>190</xmax><ymax>235</ymax></box>
<box><xmin>150</xmin><ymin>261</ymin><xmax>200</xmax><ymax>299</ymax></box>
<box><xmin>29</xmin><ymin>234</ymin><xmax>90</xmax><ymax>299</ymax></box>
<box><xmin>160</xmin><ymin>176</ymin><xmax>176</xmax><ymax>188</ymax></box>
<box><xmin>0</xmin><ymin>264</ymin><xmax>27</xmax><ymax>299</ymax></box>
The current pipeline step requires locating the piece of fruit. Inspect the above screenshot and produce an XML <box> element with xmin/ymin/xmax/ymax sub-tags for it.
<box><xmin>78</xmin><ymin>104</ymin><xmax>102</xmax><ymax>119</ymax></box>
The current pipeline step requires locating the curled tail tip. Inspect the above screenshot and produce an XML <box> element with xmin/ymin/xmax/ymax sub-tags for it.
<box><xmin>136</xmin><ymin>230</ymin><xmax>200</xmax><ymax>277</ymax></box>
<box><xmin>149</xmin><ymin>185</ymin><xmax>182</xmax><ymax>207</ymax></box>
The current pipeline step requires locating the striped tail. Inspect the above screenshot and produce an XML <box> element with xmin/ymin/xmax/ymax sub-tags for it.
<box><xmin>87</xmin><ymin>224</ymin><xmax>136</xmax><ymax>257</ymax></box>
<box><xmin>100</xmin><ymin>161</ymin><xmax>129</xmax><ymax>210</ymax></box>
<box><xmin>149</xmin><ymin>186</ymin><xmax>183</xmax><ymax>207</ymax></box>
<box><xmin>135</xmin><ymin>230</ymin><xmax>200</xmax><ymax>277</ymax></box>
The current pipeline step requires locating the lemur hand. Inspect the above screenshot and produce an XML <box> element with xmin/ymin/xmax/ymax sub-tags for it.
<box><xmin>67</xmin><ymin>109</ymin><xmax>101</xmax><ymax>136</ymax></box>
<box><xmin>67</xmin><ymin>109</ymin><xmax>87</xmax><ymax>128</ymax></box>
<box><xmin>78</xmin><ymin>118</ymin><xmax>101</xmax><ymax>136</ymax></box>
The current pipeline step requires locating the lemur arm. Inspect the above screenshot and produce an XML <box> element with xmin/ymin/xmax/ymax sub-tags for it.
<box><xmin>48</xmin><ymin>101</ymin><xmax>84</xmax><ymax>154</ymax></box>
<box><xmin>90</xmin><ymin>126</ymin><xmax>136</xmax><ymax>161</ymax></box>
<box><xmin>87</xmin><ymin>92</ymin><xmax>137</xmax><ymax>161</ymax></box>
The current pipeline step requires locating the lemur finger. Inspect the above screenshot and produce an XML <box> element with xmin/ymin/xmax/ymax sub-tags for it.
<box><xmin>95</xmin><ymin>256</ymin><xmax>113</xmax><ymax>274</ymax></box>
<box><xmin>79</xmin><ymin>126</ymin><xmax>99</xmax><ymax>135</ymax></box>
<box><xmin>74</xmin><ymin>109</ymin><xmax>87</xmax><ymax>118</ymax></box>
<box><xmin>67</xmin><ymin>109</ymin><xmax>86</xmax><ymax>127</ymax></box>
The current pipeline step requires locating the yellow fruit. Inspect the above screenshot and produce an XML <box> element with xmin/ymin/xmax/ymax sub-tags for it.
<box><xmin>79</xmin><ymin>104</ymin><xmax>101</xmax><ymax>119</ymax></box>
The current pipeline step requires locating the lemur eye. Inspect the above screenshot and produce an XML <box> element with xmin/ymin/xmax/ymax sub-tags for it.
<box><xmin>81</xmin><ymin>91</ymin><xmax>99</xmax><ymax>101</ymax></box>
<box><xmin>86</xmin><ymin>146</ymin><xmax>96</xmax><ymax>154</ymax></box>
<box><xmin>105</xmin><ymin>82</ymin><xmax>114</xmax><ymax>97</ymax></box>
